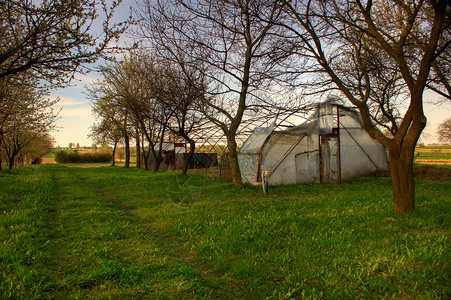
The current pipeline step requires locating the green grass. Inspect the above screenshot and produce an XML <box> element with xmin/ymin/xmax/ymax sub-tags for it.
<box><xmin>0</xmin><ymin>165</ymin><xmax>449</xmax><ymax>298</ymax></box>
<box><xmin>415</xmin><ymin>145</ymin><xmax>451</xmax><ymax>161</ymax></box>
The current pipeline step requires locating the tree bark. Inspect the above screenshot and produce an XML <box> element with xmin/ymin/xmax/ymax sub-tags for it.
<box><xmin>153</xmin><ymin>154</ymin><xmax>163</xmax><ymax>171</ymax></box>
<box><xmin>386</xmin><ymin>105</ymin><xmax>425</xmax><ymax>213</ymax></box>
<box><xmin>112</xmin><ymin>141</ymin><xmax>117</xmax><ymax>166</ymax></box>
<box><xmin>136</xmin><ymin>130</ymin><xmax>141</xmax><ymax>168</ymax></box>
<box><xmin>124</xmin><ymin>134</ymin><xmax>130</xmax><ymax>168</ymax></box>
<box><xmin>8</xmin><ymin>156</ymin><xmax>14</xmax><ymax>170</ymax></box>
<box><xmin>226</xmin><ymin>134</ymin><xmax>242</xmax><ymax>188</ymax></box>
<box><xmin>8</xmin><ymin>152</ymin><xmax>18</xmax><ymax>170</ymax></box>
<box><xmin>182</xmin><ymin>138</ymin><xmax>195</xmax><ymax>175</ymax></box>
<box><xmin>389</xmin><ymin>149</ymin><xmax>415</xmax><ymax>213</ymax></box>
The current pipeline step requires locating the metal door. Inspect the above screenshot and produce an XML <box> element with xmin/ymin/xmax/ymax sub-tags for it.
<box><xmin>320</xmin><ymin>135</ymin><xmax>340</xmax><ymax>184</ymax></box>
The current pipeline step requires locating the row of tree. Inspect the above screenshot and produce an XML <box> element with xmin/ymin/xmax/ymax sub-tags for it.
<box><xmin>91</xmin><ymin>0</ymin><xmax>450</xmax><ymax>213</ymax></box>
<box><xmin>0</xmin><ymin>73</ymin><xmax>56</xmax><ymax>169</ymax></box>
<box><xmin>89</xmin><ymin>51</ymin><xmax>207</xmax><ymax>174</ymax></box>
<box><xmin>0</xmin><ymin>0</ymin><xmax>128</xmax><ymax>169</ymax></box>
<box><xmin>1</xmin><ymin>0</ymin><xmax>449</xmax><ymax>213</ymax></box>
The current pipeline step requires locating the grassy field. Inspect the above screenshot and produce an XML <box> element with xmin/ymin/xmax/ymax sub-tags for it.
<box><xmin>415</xmin><ymin>145</ymin><xmax>451</xmax><ymax>166</ymax></box>
<box><xmin>0</xmin><ymin>165</ymin><xmax>449</xmax><ymax>299</ymax></box>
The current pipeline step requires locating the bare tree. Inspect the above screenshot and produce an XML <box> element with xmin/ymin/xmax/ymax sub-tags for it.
<box><xmin>89</xmin><ymin>81</ymin><xmax>133</xmax><ymax>168</ymax></box>
<box><xmin>94</xmin><ymin>53</ymin><xmax>167</xmax><ymax>170</ymax></box>
<box><xmin>90</xmin><ymin>118</ymin><xmax>123</xmax><ymax>166</ymax></box>
<box><xmin>437</xmin><ymin>118</ymin><xmax>451</xmax><ymax>143</ymax></box>
<box><xmin>151</xmin><ymin>64</ymin><xmax>207</xmax><ymax>175</ymax></box>
<box><xmin>0</xmin><ymin>0</ymin><xmax>129</xmax><ymax>86</ymax></box>
<box><xmin>137</xmin><ymin>0</ymin><xmax>287</xmax><ymax>187</ymax></box>
<box><xmin>277</xmin><ymin>0</ymin><xmax>450</xmax><ymax>213</ymax></box>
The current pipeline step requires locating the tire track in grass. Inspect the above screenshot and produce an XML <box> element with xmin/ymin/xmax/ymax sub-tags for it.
<box><xmin>72</xmin><ymin>169</ymin><xmax>242</xmax><ymax>298</ymax></box>
<box><xmin>43</xmin><ymin>166</ymin><xmax>168</xmax><ymax>297</ymax></box>
<box><xmin>45</xmin><ymin>166</ymin><xmax>239</xmax><ymax>298</ymax></box>
<box><xmin>43</xmin><ymin>166</ymin><xmax>126</xmax><ymax>296</ymax></box>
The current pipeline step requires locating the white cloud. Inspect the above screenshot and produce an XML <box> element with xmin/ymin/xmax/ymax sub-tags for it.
<box><xmin>59</xmin><ymin>107</ymin><xmax>93</xmax><ymax>119</ymax></box>
<box><xmin>55</xmin><ymin>96</ymin><xmax>86</xmax><ymax>107</ymax></box>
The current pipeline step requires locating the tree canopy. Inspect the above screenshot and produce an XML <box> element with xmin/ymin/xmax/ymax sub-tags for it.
<box><xmin>0</xmin><ymin>0</ymin><xmax>128</xmax><ymax>86</ymax></box>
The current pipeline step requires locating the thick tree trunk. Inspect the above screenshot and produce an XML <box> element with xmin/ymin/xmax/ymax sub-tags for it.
<box><xmin>226</xmin><ymin>134</ymin><xmax>243</xmax><ymax>188</ymax></box>
<box><xmin>182</xmin><ymin>138</ymin><xmax>195</xmax><ymax>175</ymax></box>
<box><xmin>124</xmin><ymin>134</ymin><xmax>130</xmax><ymax>168</ymax></box>
<box><xmin>389</xmin><ymin>150</ymin><xmax>415</xmax><ymax>213</ymax></box>
<box><xmin>386</xmin><ymin>109</ymin><xmax>425</xmax><ymax>214</ymax></box>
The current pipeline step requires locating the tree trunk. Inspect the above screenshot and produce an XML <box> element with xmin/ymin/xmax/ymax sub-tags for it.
<box><xmin>153</xmin><ymin>155</ymin><xmax>162</xmax><ymax>171</ymax></box>
<box><xmin>389</xmin><ymin>149</ymin><xmax>415</xmax><ymax>213</ymax></box>
<box><xmin>124</xmin><ymin>134</ymin><xmax>130</xmax><ymax>168</ymax></box>
<box><xmin>8</xmin><ymin>156</ymin><xmax>14</xmax><ymax>170</ymax></box>
<box><xmin>226</xmin><ymin>134</ymin><xmax>242</xmax><ymax>188</ymax></box>
<box><xmin>387</xmin><ymin>110</ymin><xmax>425</xmax><ymax>213</ymax></box>
<box><xmin>136</xmin><ymin>130</ymin><xmax>141</xmax><ymax>169</ymax></box>
<box><xmin>112</xmin><ymin>142</ymin><xmax>117</xmax><ymax>166</ymax></box>
<box><xmin>182</xmin><ymin>138</ymin><xmax>195</xmax><ymax>175</ymax></box>
<box><xmin>142</xmin><ymin>139</ymin><xmax>150</xmax><ymax>170</ymax></box>
<box><xmin>7</xmin><ymin>149</ymin><xmax>19</xmax><ymax>170</ymax></box>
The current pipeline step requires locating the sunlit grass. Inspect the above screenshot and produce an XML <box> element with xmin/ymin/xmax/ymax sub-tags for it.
<box><xmin>0</xmin><ymin>165</ymin><xmax>449</xmax><ymax>298</ymax></box>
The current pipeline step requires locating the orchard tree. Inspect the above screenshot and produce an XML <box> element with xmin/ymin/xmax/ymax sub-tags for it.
<box><xmin>90</xmin><ymin>53</ymin><xmax>168</xmax><ymax>171</ymax></box>
<box><xmin>0</xmin><ymin>72</ymin><xmax>59</xmax><ymax>170</ymax></box>
<box><xmin>277</xmin><ymin>0</ymin><xmax>450</xmax><ymax>213</ymax></box>
<box><xmin>15</xmin><ymin>132</ymin><xmax>53</xmax><ymax>165</ymax></box>
<box><xmin>90</xmin><ymin>119</ymin><xmax>123</xmax><ymax>166</ymax></box>
<box><xmin>147</xmin><ymin>61</ymin><xmax>206</xmax><ymax>175</ymax></box>
<box><xmin>138</xmin><ymin>0</ymin><xmax>287</xmax><ymax>187</ymax></box>
<box><xmin>0</xmin><ymin>0</ymin><xmax>128</xmax><ymax>86</ymax></box>
<box><xmin>89</xmin><ymin>83</ymin><xmax>133</xmax><ymax>168</ymax></box>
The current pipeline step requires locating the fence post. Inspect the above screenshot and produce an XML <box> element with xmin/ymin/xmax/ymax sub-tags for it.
<box><xmin>262</xmin><ymin>171</ymin><xmax>269</xmax><ymax>195</ymax></box>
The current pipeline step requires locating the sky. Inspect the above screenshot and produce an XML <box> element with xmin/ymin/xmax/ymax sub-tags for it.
<box><xmin>50</xmin><ymin>79</ymin><xmax>451</xmax><ymax>148</ymax></box>
<box><xmin>50</xmin><ymin>0</ymin><xmax>136</xmax><ymax>148</ymax></box>
<box><xmin>49</xmin><ymin>1</ymin><xmax>451</xmax><ymax>148</ymax></box>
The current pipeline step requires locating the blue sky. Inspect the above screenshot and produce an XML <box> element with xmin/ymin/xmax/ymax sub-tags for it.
<box><xmin>49</xmin><ymin>1</ymin><xmax>451</xmax><ymax>147</ymax></box>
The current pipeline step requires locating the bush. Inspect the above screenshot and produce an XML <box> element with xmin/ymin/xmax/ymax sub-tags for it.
<box><xmin>55</xmin><ymin>151</ymin><xmax>112</xmax><ymax>163</ymax></box>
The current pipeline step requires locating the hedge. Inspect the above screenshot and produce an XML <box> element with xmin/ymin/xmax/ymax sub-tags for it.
<box><xmin>55</xmin><ymin>151</ymin><xmax>112</xmax><ymax>163</ymax></box>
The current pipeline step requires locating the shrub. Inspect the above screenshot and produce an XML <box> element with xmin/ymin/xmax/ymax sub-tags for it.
<box><xmin>55</xmin><ymin>151</ymin><xmax>112</xmax><ymax>163</ymax></box>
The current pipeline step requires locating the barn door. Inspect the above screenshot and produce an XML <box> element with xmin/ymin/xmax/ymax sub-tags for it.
<box><xmin>320</xmin><ymin>135</ymin><xmax>340</xmax><ymax>184</ymax></box>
